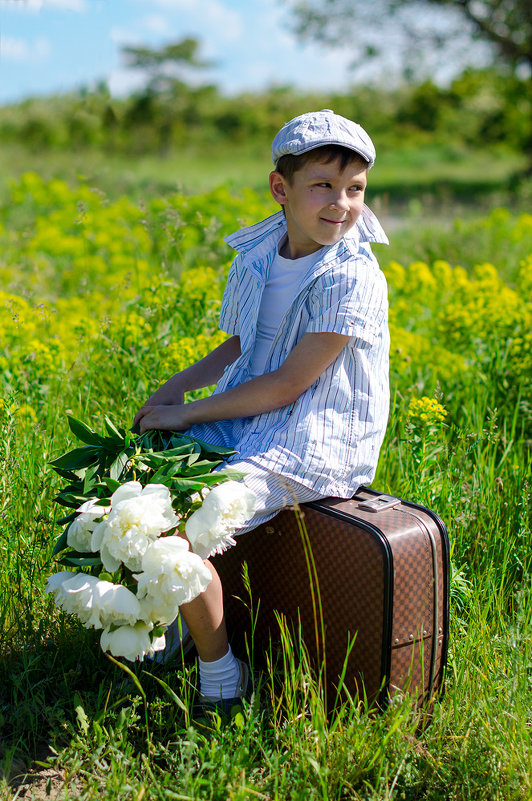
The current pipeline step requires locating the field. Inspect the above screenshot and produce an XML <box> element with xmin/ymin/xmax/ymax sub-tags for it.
<box><xmin>0</xmin><ymin>169</ymin><xmax>531</xmax><ymax>800</ymax></box>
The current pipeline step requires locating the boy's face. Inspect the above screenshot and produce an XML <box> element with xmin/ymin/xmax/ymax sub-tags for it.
<box><xmin>269</xmin><ymin>156</ymin><xmax>367</xmax><ymax>259</ymax></box>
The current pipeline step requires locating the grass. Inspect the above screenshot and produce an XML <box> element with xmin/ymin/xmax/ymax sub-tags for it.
<box><xmin>0</xmin><ymin>140</ymin><xmax>526</xmax><ymax>207</ymax></box>
<box><xmin>0</xmin><ymin>165</ymin><xmax>530</xmax><ymax>799</ymax></box>
<box><xmin>1</xmin><ymin>382</ymin><xmax>530</xmax><ymax>800</ymax></box>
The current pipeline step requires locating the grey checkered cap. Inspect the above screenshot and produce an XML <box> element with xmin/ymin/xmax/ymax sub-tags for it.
<box><xmin>271</xmin><ymin>109</ymin><xmax>375</xmax><ymax>168</ymax></box>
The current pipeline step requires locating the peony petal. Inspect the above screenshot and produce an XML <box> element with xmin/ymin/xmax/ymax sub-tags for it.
<box><xmin>110</xmin><ymin>481</ymin><xmax>143</xmax><ymax>506</ymax></box>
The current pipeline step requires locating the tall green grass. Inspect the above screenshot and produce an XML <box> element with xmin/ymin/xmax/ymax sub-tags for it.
<box><xmin>0</xmin><ymin>180</ymin><xmax>530</xmax><ymax>799</ymax></box>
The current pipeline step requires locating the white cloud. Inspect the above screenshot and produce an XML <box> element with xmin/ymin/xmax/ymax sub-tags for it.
<box><xmin>46</xmin><ymin>0</ymin><xmax>87</xmax><ymax>9</ymax></box>
<box><xmin>148</xmin><ymin>0</ymin><xmax>195</xmax><ymax>8</ymax></box>
<box><xmin>1</xmin><ymin>35</ymin><xmax>51</xmax><ymax>60</ymax></box>
<box><xmin>144</xmin><ymin>0</ymin><xmax>242</xmax><ymax>41</ymax></box>
<box><xmin>142</xmin><ymin>14</ymin><xmax>169</xmax><ymax>35</ymax></box>
<box><xmin>0</xmin><ymin>0</ymin><xmax>87</xmax><ymax>11</ymax></box>
<box><xmin>109</xmin><ymin>25</ymin><xmax>142</xmax><ymax>46</ymax></box>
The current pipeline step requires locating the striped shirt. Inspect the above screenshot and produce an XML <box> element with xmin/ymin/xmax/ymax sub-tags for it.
<box><xmin>187</xmin><ymin>205</ymin><xmax>390</xmax><ymax>498</ymax></box>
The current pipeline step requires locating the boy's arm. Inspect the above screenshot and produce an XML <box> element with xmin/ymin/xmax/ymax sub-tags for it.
<box><xmin>135</xmin><ymin>331</ymin><xmax>350</xmax><ymax>433</ymax></box>
<box><xmin>134</xmin><ymin>335</ymin><xmax>241</xmax><ymax>413</ymax></box>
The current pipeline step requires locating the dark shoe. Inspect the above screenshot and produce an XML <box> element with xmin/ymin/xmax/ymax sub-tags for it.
<box><xmin>195</xmin><ymin>659</ymin><xmax>251</xmax><ymax>717</ymax></box>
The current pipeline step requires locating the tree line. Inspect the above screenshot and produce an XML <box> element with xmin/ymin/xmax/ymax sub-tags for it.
<box><xmin>0</xmin><ymin>66</ymin><xmax>529</xmax><ymax>160</ymax></box>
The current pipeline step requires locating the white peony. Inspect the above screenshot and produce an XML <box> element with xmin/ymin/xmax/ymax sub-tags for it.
<box><xmin>100</xmin><ymin>621</ymin><xmax>165</xmax><ymax>662</ymax></box>
<box><xmin>91</xmin><ymin>481</ymin><xmax>179</xmax><ymax>573</ymax></box>
<box><xmin>138</xmin><ymin>593</ymin><xmax>182</xmax><ymax>629</ymax></box>
<box><xmin>185</xmin><ymin>480</ymin><xmax>256</xmax><ymax>559</ymax></box>
<box><xmin>135</xmin><ymin>536</ymin><xmax>212</xmax><ymax>623</ymax></box>
<box><xmin>46</xmin><ymin>571</ymin><xmax>141</xmax><ymax>630</ymax></box>
<box><xmin>67</xmin><ymin>498</ymin><xmax>111</xmax><ymax>552</ymax></box>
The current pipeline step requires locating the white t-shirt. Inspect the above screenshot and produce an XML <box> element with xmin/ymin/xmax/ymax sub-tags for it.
<box><xmin>249</xmin><ymin>239</ymin><xmax>325</xmax><ymax>376</ymax></box>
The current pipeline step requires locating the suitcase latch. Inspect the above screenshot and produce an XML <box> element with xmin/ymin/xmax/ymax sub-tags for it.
<box><xmin>358</xmin><ymin>494</ymin><xmax>401</xmax><ymax>512</ymax></box>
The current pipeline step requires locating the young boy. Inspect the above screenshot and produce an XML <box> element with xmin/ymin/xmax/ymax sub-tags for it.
<box><xmin>133</xmin><ymin>109</ymin><xmax>389</xmax><ymax>711</ymax></box>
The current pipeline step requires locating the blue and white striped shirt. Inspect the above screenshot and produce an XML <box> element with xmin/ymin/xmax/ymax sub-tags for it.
<box><xmin>188</xmin><ymin>205</ymin><xmax>390</xmax><ymax>498</ymax></box>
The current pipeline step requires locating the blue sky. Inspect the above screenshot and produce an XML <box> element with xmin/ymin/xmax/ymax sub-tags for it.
<box><xmin>0</xmin><ymin>0</ymin><xmax>380</xmax><ymax>104</ymax></box>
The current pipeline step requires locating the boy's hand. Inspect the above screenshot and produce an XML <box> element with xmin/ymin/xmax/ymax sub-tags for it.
<box><xmin>142</xmin><ymin>384</ymin><xmax>185</xmax><ymax>409</ymax></box>
<box><xmin>134</xmin><ymin>404</ymin><xmax>190</xmax><ymax>433</ymax></box>
<box><xmin>132</xmin><ymin>381</ymin><xmax>185</xmax><ymax>429</ymax></box>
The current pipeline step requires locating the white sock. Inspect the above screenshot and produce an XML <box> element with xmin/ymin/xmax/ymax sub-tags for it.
<box><xmin>199</xmin><ymin>646</ymin><xmax>241</xmax><ymax>699</ymax></box>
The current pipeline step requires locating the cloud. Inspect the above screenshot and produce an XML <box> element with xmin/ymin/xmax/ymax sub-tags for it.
<box><xmin>0</xmin><ymin>0</ymin><xmax>87</xmax><ymax>10</ymax></box>
<box><xmin>0</xmin><ymin>35</ymin><xmax>51</xmax><ymax>60</ymax></box>
<box><xmin>142</xmin><ymin>15</ymin><xmax>169</xmax><ymax>35</ymax></box>
<box><xmin>145</xmin><ymin>0</ymin><xmax>243</xmax><ymax>41</ymax></box>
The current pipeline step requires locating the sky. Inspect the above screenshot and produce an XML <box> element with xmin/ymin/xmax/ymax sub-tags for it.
<box><xmin>0</xmin><ymin>0</ymin><xmax>389</xmax><ymax>105</ymax></box>
<box><xmin>0</xmin><ymin>0</ymin><xmax>491</xmax><ymax>105</ymax></box>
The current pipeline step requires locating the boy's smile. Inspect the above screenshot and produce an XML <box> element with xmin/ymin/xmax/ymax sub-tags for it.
<box><xmin>269</xmin><ymin>158</ymin><xmax>367</xmax><ymax>259</ymax></box>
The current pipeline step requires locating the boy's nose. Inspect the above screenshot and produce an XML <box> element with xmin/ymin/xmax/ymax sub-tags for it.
<box><xmin>329</xmin><ymin>192</ymin><xmax>349</xmax><ymax>211</ymax></box>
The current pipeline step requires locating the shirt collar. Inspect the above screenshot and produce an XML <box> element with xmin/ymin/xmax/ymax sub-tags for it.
<box><xmin>225</xmin><ymin>204</ymin><xmax>388</xmax><ymax>256</ymax></box>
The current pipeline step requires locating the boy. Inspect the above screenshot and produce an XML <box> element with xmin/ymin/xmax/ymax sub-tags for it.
<box><xmin>133</xmin><ymin>109</ymin><xmax>390</xmax><ymax>711</ymax></box>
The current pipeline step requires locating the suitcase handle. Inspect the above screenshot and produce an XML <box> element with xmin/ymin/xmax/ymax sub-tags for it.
<box><xmin>358</xmin><ymin>494</ymin><xmax>401</xmax><ymax>512</ymax></box>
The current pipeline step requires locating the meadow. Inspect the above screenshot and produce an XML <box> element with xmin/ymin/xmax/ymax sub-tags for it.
<box><xmin>0</xmin><ymin>170</ymin><xmax>531</xmax><ymax>800</ymax></box>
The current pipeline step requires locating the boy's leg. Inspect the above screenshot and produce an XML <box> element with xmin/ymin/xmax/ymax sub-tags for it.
<box><xmin>179</xmin><ymin>560</ymin><xmax>228</xmax><ymax>662</ymax></box>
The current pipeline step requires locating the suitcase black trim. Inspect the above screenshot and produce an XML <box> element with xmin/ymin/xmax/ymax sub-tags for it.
<box><xmin>306</xmin><ymin>497</ymin><xmax>395</xmax><ymax>708</ymax></box>
<box><xmin>391</xmin><ymin>493</ymin><xmax>451</xmax><ymax>695</ymax></box>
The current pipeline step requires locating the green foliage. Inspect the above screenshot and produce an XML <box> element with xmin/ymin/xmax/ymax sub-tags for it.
<box><xmin>0</xmin><ymin>175</ymin><xmax>530</xmax><ymax>799</ymax></box>
<box><xmin>0</xmin><ymin>67</ymin><xmax>529</xmax><ymax>178</ymax></box>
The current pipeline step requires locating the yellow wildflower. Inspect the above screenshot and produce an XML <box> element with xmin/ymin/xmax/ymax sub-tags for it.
<box><xmin>408</xmin><ymin>396</ymin><xmax>447</xmax><ymax>425</ymax></box>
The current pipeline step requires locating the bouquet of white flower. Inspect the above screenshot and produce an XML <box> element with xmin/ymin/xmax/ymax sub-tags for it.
<box><xmin>46</xmin><ymin>416</ymin><xmax>256</xmax><ymax>662</ymax></box>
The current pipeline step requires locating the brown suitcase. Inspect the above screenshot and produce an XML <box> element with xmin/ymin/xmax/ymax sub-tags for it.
<box><xmin>212</xmin><ymin>486</ymin><xmax>450</xmax><ymax>710</ymax></box>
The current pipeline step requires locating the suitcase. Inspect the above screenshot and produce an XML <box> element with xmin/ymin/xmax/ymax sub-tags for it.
<box><xmin>212</xmin><ymin>486</ymin><xmax>450</xmax><ymax>711</ymax></box>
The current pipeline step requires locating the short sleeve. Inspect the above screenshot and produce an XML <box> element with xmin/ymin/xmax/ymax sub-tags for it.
<box><xmin>306</xmin><ymin>259</ymin><xmax>388</xmax><ymax>346</ymax></box>
<box><xmin>219</xmin><ymin>258</ymin><xmax>240</xmax><ymax>335</ymax></box>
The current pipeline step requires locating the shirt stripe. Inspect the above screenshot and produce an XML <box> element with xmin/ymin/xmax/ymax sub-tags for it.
<box><xmin>187</xmin><ymin>207</ymin><xmax>390</xmax><ymax>499</ymax></box>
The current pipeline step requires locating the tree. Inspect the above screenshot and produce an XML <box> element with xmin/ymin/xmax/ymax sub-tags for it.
<box><xmin>121</xmin><ymin>38</ymin><xmax>212</xmax><ymax>155</ymax></box>
<box><xmin>290</xmin><ymin>0</ymin><xmax>532</xmax><ymax>174</ymax></box>
<box><xmin>289</xmin><ymin>0</ymin><xmax>531</xmax><ymax>76</ymax></box>
<box><xmin>122</xmin><ymin>38</ymin><xmax>211</xmax><ymax>94</ymax></box>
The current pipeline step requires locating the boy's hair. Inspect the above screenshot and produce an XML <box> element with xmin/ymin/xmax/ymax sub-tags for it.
<box><xmin>275</xmin><ymin>144</ymin><xmax>369</xmax><ymax>184</ymax></box>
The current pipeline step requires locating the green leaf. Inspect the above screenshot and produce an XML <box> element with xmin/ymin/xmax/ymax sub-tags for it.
<box><xmin>73</xmin><ymin>693</ymin><xmax>90</xmax><ymax>735</ymax></box>
<box><xmin>212</xmin><ymin>468</ymin><xmax>246</xmax><ymax>482</ymax></box>
<box><xmin>83</xmin><ymin>463</ymin><xmax>100</xmax><ymax>495</ymax></box>
<box><xmin>103</xmin><ymin>416</ymin><xmax>123</xmax><ymax>440</ymax></box>
<box><xmin>161</xmin><ymin>443</ymin><xmax>196</xmax><ymax>456</ymax></box>
<box><xmin>106</xmin><ymin>654</ymin><xmax>146</xmax><ymax>699</ymax></box>
<box><xmin>103</xmin><ymin>477</ymin><xmax>121</xmax><ymax>493</ymax></box>
<box><xmin>166</xmin><ymin>477</ymin><xmax>208</xmax><ymax>491</ymax></box>
<box><xmin>150</xmin><ymin>460</ymin><xmax>188</xmax><ymax>483</ymax></box>
<box><xmin>58</xmin><ymin>553</ymin><xmax>103</xmax><ymax>568</ymax></box>
<box><xmin>54</xmin><ymin>491</ymin><xmax>92</xmax><ymax>509</ymax></box>
<box><xmin>52</xmin><ymin>528</ymin><xmax>70</xmax><ymax>556</ymax></box>
<box><xmin>67</xmin><ymin>415</ymin><xmax>106</xmax><ymax>446</ymax></box>
<box><xmin>191</xmin><ymin>436</ymin><xmax>236</xmax><ymax>458</ymax></box>
<box><xmin>143</xmin><ymin>671</ymin><xmax>187</xmax><ymax>712</ymax></box>
<box><xmin>51</xmin><ymin>467</ymin><xmax>80</xmax><ymax>482</ymax></box>
<box><xmin>109</xmin><ymin>451</ymin><xmax>130</xmax><ymax>481</ymax></box>
<box><xmin>55</xmin><ymin>511</ymin><xmax>77</xmax><ymax>526</ymax></box>
<box><xmin>50</xmin><ymin>446</ymin><xmax>100</xmax><ymax>471</ymax></box>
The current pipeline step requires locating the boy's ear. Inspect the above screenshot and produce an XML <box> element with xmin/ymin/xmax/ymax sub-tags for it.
<box><xmin>269</xmin><ymin>171</ymin><xmax>289</xmax><ymax>205</ymax></box>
